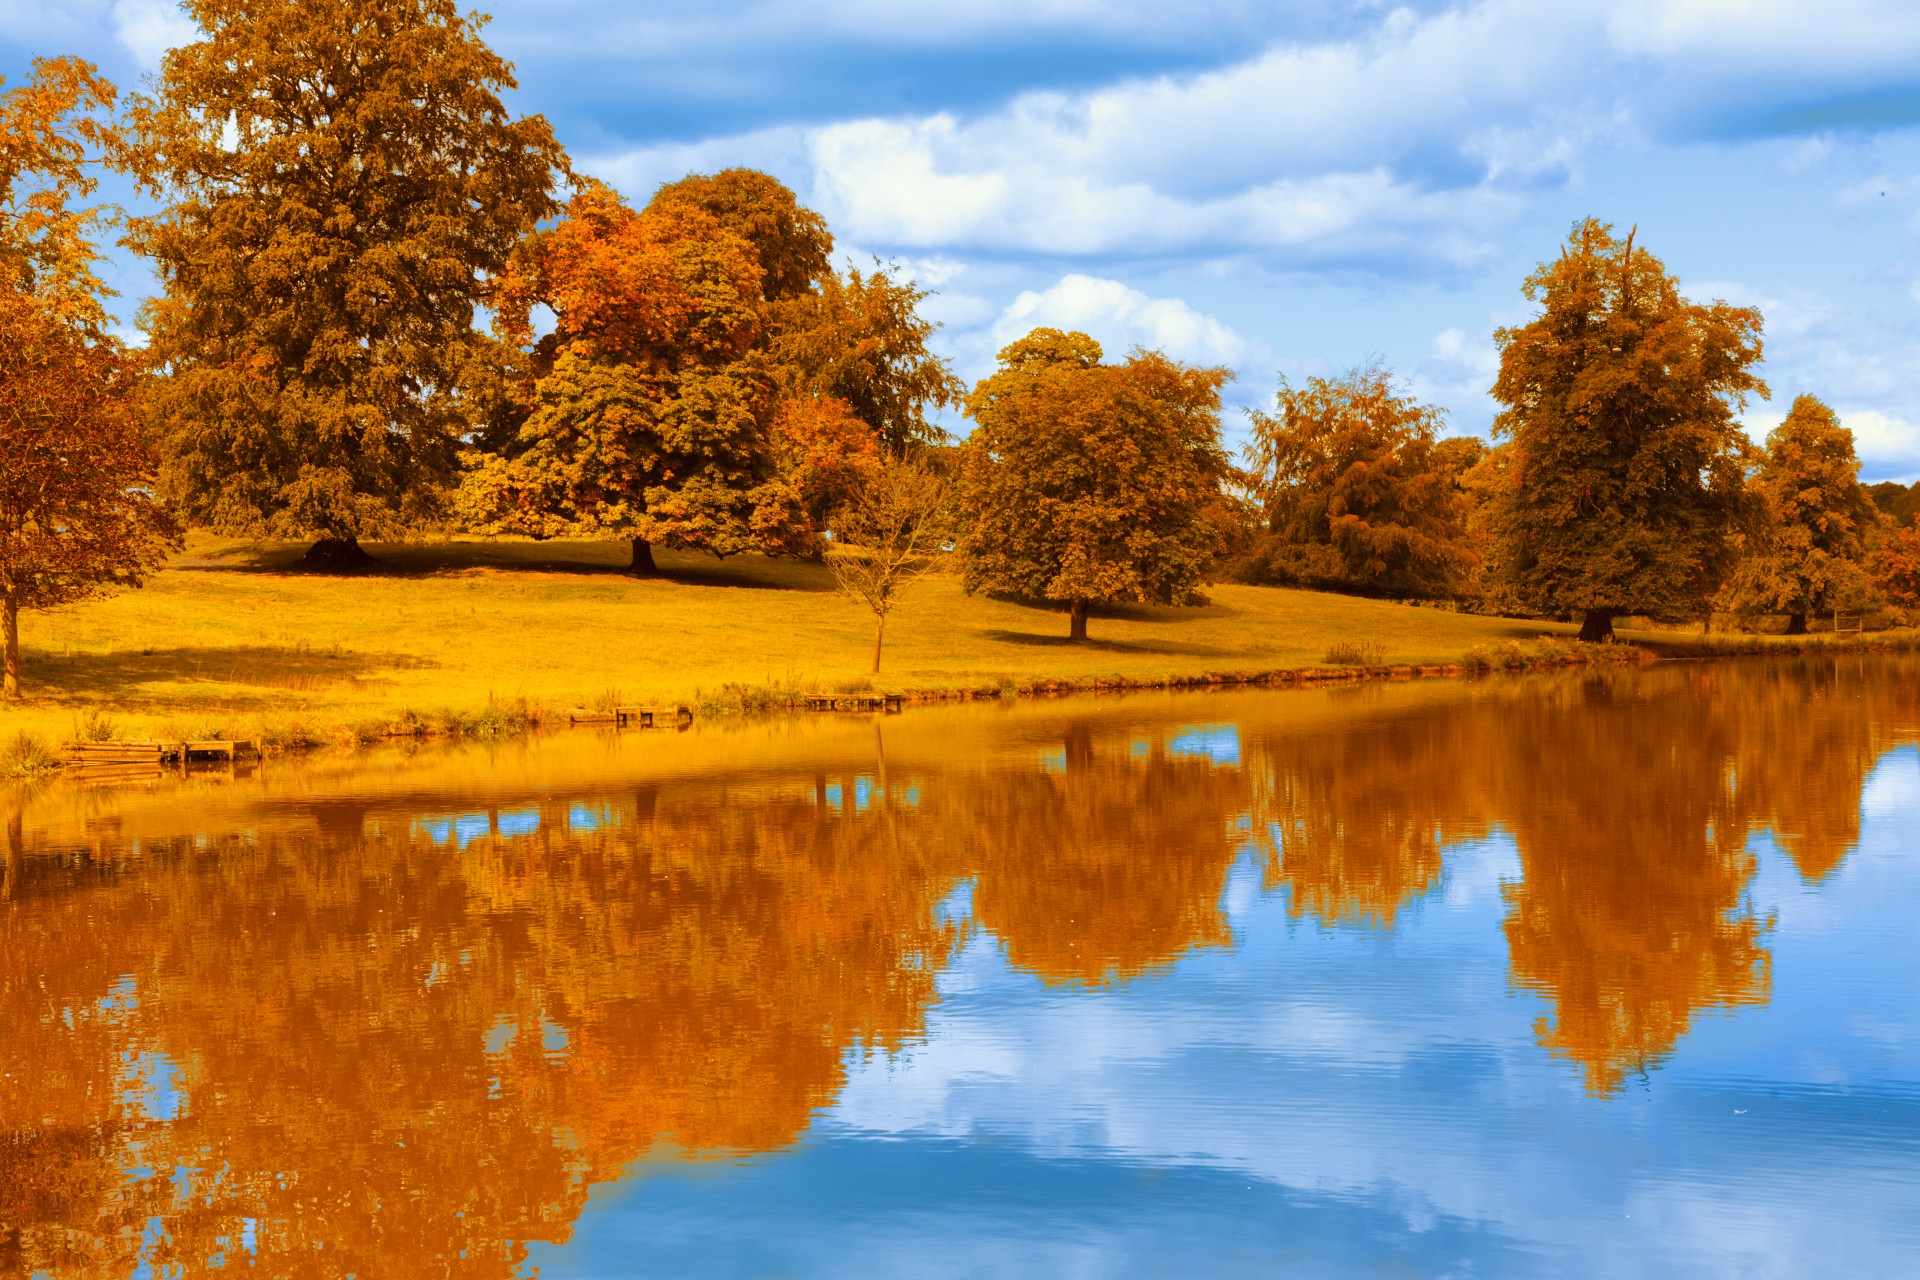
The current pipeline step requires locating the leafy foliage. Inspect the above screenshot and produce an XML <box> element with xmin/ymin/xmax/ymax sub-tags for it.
<box><xmin>1871</xmin><ymin>516</ymin><xmax>1920</xmax><ymax>612</ymax></box>
<box><xmin>1718</xmin><ymin>395</ymin><xmax>1879</xmax><ymax>630</ymax></box>
<box><xmin>128</xmin><ymin>0</ymin><xmax>566</xmax><ymax>544</ymax></box>
<box><xmin>455</xmin><ymin>180</ymin><xmax>789</xmax><ymax>564</ymax></box>
<box><xmin>773</xmin><ymin>264</ymin><xmax>964</xmax><ymax>453</ymax></box>
<box><xmin>0</xmin><ymin>57</ymin><xmax>120</xmax><ymax>327</ymax></box>
<box><xmin>1483</xmin><ymin>219</ymin><xmax>1764</xmax><ymax>641</ymax></box>
<box><xmin>0</xmin><ymin>293</ymin><xmax>181</xmax><ymax>698</ymax></box>
<box><xmin>1241</xmin><ymin>362</ymin><xmax>1478</xmax><ymax>598</ymax></box>
<box><xmin>958</xmin><ymin>329</ymin><xmax>1229</xmax><ymax>641</ymax></box>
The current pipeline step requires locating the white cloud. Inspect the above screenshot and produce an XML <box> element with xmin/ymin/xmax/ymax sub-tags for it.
<box><xmin>110</xmin><ymin>0</ymin><xmax>195</xmax><ymax>68</ymax></box>
<box><xmin>987</xmin><ymin>274</ymin><xmax>1255</xmax><ymax>369</ymax></box>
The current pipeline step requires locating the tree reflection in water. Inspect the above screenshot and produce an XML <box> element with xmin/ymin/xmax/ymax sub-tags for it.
<box><xmin>1</xmin><ymin>657</ymin><xmax>1913</xmax><ymax>1272</ymax></box>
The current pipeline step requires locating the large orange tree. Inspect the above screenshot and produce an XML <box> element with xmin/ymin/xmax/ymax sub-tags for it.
<box><xmin>460</xmin><ymin>170</ymin><xmax>960</xmax><ymax>572</ymax></box>
<box><xmin>129</xmin><ymin>0</ymin><xmax>566</xmax><ymax>567</ymax></box>
<box><xmin>1484</xmin><ymin>220</ymin><xmax>1764</xmax><ymax>642</ymax></box>
<box><xmin>0</xmin><ymin>59</ymin><xmax>178</xmax><ymax>700</ymax></box>
<box><xmin>958</xmin><ymin>329</ymin><xmax>1229</xmax><ymax>641</ymax></box>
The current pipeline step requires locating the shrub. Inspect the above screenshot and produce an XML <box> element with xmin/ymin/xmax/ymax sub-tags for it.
<box><xmin>1</xmin><ymin>731</ymin><xmax>59</xmax><ymax>777</ymax></box>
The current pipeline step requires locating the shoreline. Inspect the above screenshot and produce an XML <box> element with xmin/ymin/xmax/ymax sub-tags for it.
<box><xmin>8</xmin><ymin>625</ymin><xmax>1915</xmax><ymax>780</ymax></box>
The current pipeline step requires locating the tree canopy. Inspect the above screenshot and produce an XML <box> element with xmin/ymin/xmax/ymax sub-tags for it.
<box><xmin>129</xmin><ymin>0</ymin><xmax>566</xmax><ymax>561</ymax></box>
<box><xmin>459</xmin><ymin>171</ymin><xmax>960</xmax><ymax>570</ymax></box>
<box><xmin>455</xmin><ymin>179</ymin><xmax>792</xmax><ymax>570</ymax></box>
<box><xmin>1483</xmin><ymin>219</ymin><xmax>1765</xmax><ymax>641</ymax></box>
<box><xmin>958</xmin><ymin>329</ymin><xmax>1228</xmax><ymax>641</ymax></box>
<box><xmin>1718</xmin><ymin>395</ymin><xmax>1879</xmax><ymax>632</ymax></box>
<box><xmin>0</xmin><ymin>293</ymin><xmax>180</xmax><ymax>700</ymax></box>
<box><xmin>1241</xmin><ymin>361</ymin><xmax>1478</xmax><ymax>598</ymax></box>
<box><xmin>0</xmin><ymin>58</ymin><xmax>179</xmax><ymax>700</ymax></box>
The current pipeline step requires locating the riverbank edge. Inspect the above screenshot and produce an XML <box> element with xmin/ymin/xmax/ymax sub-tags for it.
<box><xmin>6</xmin><ymin>626</ymin><xmax>1916</xmax><ymax>779</ymax></box>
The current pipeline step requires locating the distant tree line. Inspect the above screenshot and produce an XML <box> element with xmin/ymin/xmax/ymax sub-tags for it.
<box><xmin>5</xmin><ymin>0</ymin><xmax>1920</xmax><ymax>697</ymax></box>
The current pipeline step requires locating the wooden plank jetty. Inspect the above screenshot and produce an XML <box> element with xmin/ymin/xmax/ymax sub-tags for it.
<box><xmin>62</xmin><ymin>739</ymin><xmax>259</xmax><ymax>765</ymax></box>
<box><xmin>568</xmin><ymin>706</ymin><xmax>694</xmax><ymax>728</ymax></box>
<box><xmin>802</xmin><ymin>693</ymin><xmax>904</xmax><ymax>713</ymax></box>
<box><xmin>616</xmin><ymin>705</ymin><xmax>694</xmax><ymax>728</ymax></box>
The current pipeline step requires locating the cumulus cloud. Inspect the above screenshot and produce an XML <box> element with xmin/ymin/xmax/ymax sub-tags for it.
<box><xmin>110</xmin><ymin>0</ymin><xmax>195</xmax><ymax>67</ymax></box>
<box><xmin>986</xmin><ymin>273</ymin><xmax>1256</xmax><ymax>369</ymax></box>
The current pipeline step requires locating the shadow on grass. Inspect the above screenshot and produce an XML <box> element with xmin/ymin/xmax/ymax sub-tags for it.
<box><xmin>172</xmin><ymin>540</ymin><xmax>839</xmax><ymax>591</ymax></box>
<box><xmin>18</xmin><ymin>644</ymin><xmax>432</xmax><ymax>707</ymax></box>
<box><xmin>981</xmin><ymin>630</ymin><xmax>1237</xmax><ymax>658</ymax></box>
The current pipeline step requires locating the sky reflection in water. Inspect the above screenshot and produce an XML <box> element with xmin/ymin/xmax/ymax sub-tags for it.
<box><xmin>2</xmin><ymin>658</ymin><xmax>1917</xmax><ymax>1277</ymax></box>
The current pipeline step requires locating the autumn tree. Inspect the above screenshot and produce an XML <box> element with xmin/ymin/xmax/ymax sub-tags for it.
<box><xmin>0</xmin><ymin>295</ymin><xmax>181</xmax><ymax>700</ymax></box>
<box><xmin>128</xmin><ymin>0</ymin><xmax>566</xmax><ymax>566</ymax></box>
<box><xmin>1485</xmin><ymin>220</ymin><xmax>1764</xmax><ymax>642</ymax></box>
<box><xmin>774</xmin><ymin>264</ymin><xmax>964</xmax><ymax>453</ymax></box>
<box><xmin>1241</xmin><ymin>361</ymin><xmax>1478</xmax><ymax>598</ymax></box>
<box><xmin>1718</xmin><ymin>396</ymin><xmax>1879</xmax><ymax>633</ymax></box>
<box><xmin>958</xmin><ymin>330</ymin><xmax>1228</xmax><ymax>641</ymax></box>
<box><xmin>826</xmin><ymin>456</ymin><xmax>951</xmax><ymax>673</ymax></box>
<box><xmin>0</xmin><ymin>60</ymin><xmax>180</xmax><ymax>700</ymax></box>
<box><xmin>455</xmin><ymin>180</ymin><xmax>789</xmax><ymax>571</ymax></box>
<box><xmin>462</xmin><ymin>170</ymin><xmax>960</xmax><ymax>570</ymax></box>
<box><xmin>1866</xmin><ymin>480</ymin><xmax>1920</xmax><ymax>527</ymax></box>
<box><xmin>1871</xmin><ymin>516</ymin><xmax>1920</xmax><ymax>613</ymax></box>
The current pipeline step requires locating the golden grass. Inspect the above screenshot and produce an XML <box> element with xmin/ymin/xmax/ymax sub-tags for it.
<box><xmin>0</xmin><ymin>531</ymin><xmax>1909</xmax><ymax>751</ymax></box>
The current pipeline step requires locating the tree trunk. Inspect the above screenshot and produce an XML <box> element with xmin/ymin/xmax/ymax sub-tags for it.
<box><xmin>1577</xmin><ymin>609</ymin><xmax>1614</xmax><ymax>644</ymax></box>
<box><xmin>629</xmin><ymin>536</ymin><xmax>659</xmax><ymax>577</ymax></box>
<box><xmin>1068</xmin><ymin>598</ymin><xmax>1089</xmax><ymax>642</ymax></box>
<box><xmin>298</xmin><ymin>537</ymin><xmax>377</xmax><ymax>572</ymax></box>
<box><xmin>871</xmin><ymin>615</ymin><xmax>886</xmax><ymax>674</ymax></box>
<box><xmin>1785</xmin><ymin>612</ymin><xmax>1808</xmax><ymax>636</ymax></box>
<box><xmin>2</xmin><ymin>590</ymin><xmax>19</xmax><ymax>701</ymax></box>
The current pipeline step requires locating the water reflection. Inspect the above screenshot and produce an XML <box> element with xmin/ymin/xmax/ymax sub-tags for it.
<box><xmin>2</xmin><ymin>657</ymin><xmax>1916</xmax><ymax>1275</ymax></box>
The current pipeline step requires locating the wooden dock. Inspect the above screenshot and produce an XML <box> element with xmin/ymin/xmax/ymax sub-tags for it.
<box><xmin>567</xmin><ymin>706</ymin><xmax>694</xmax><ymax>728</ymax></box>
<box><xmin>62</xmin><ymin>739</ymin><xmax>260</xmax><ymax>765</ymax></box>
<box><xmin>802</xmin><ymin>693</ymin><xmax>904</xmax><ymax>713</ymax></box>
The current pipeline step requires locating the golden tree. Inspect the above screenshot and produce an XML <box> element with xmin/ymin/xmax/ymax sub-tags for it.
<box><xmin>959</xmin><ymin>329</ymin><xmax>1229</xmax><ymax>641</ymax></box>
<box><xmin>129</xmin><ymin>0</ymin><xmax>566</xmax><ymax>566</ymax></box>
<box><xmin>826</xmin><ymin>456</ymin><xmax>951</xmax><ymax>673</ymax></box>
<box><xmin>1486</xmin><ymin>220</ymin><xmax>1765</xmax><ymax>641</ymax></box>
<box><xmin>1719</xmin><ymin>395</ymin><xmax>1880</xmax><ymax>633</ymax></box>
<box><xmin>0</xmin><ymin>60</ymin><xmax>179</xmax><ymax>700</ymax></box>
<box><xmin>1243</xmin><ymin>361</ymin><xmax>1478</xmax><ymax>598</ymax></box>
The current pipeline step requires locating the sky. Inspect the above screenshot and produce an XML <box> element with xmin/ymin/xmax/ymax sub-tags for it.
<box><xmin>8</xmin><ymin>0</ymin><xmax>1920</xmax><ymax>478</ymax></box>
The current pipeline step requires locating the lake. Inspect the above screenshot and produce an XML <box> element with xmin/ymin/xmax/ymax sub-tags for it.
<box><xmin>3</xmin><ymin>656</ymin><xmax>1917</xmax><ymax>1277</ymax></box>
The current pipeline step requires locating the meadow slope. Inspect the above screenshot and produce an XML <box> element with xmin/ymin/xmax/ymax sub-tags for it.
<box><xmin>0</xmin><ymin>533</ymin><xmax>1887</xmax><ymax>749</ymax></box>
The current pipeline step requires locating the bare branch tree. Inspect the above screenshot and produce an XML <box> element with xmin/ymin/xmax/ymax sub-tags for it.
<box><xmin>827</xmin><ymin>458</ymin><xmax>951</xmax><ymax>674</ymax></box>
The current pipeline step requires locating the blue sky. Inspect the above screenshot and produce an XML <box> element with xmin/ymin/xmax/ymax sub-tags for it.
<box><xmin>9</xmin><ymin>0</ymin><xmax>1920</xmax><ymax>478</ymax></box>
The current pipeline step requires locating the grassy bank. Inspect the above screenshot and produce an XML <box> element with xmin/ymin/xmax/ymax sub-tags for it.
<box><xmin>1</xmin><ymin>532</ymin><xmax>1912</xmax><ymax>759</ymax></box>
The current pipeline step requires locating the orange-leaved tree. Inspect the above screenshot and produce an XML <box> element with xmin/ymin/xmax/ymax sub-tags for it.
<box><xmin>129</xmin><ymin>0</ymin><xmax>566</xmax><ymax>567</ymax></box>
<box><xmin>1484</xmin><ymin>220</ymin><xmax>1764</xmax><ymax>642</ymax></box>
<box><xmin>1242</xmin><ymin>361</ymin><xmax>1479</xmax><ymax>598</ymax></box>
<box><xmin>455</xmin><ymin>180</ymin><xmax>790</xmax><ymax>572</ymax></box>
<box><xmin>1872</xmin><ymin>515</ymin><xmax>1920</xmax><ymax>614</ymax></box>
<box><xmin>1</xmin><ymin>59</ymin><xmax>180</xmax><ymax>700</ymax></box>
<box><xmin>958</xmin><ymin>329</ymin><xmax>1229</xmax><ymax>641</ymax></box>
<box><xmin>1718</xmin><ymin>395</ymin><xmax>1880</xmax><ymax>632</ymax></box>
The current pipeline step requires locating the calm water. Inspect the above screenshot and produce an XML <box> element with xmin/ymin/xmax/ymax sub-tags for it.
<box><xmin>3</xmin><ymin>658</ymin><xmax>1918</xmax><ymax>1278</ymax></box>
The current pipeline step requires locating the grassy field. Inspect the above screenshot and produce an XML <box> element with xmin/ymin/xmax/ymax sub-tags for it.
<box><xmin>0</xmin><ymin>532</ymin><xmax>1902</xmax><ymax>753</ymax></box>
